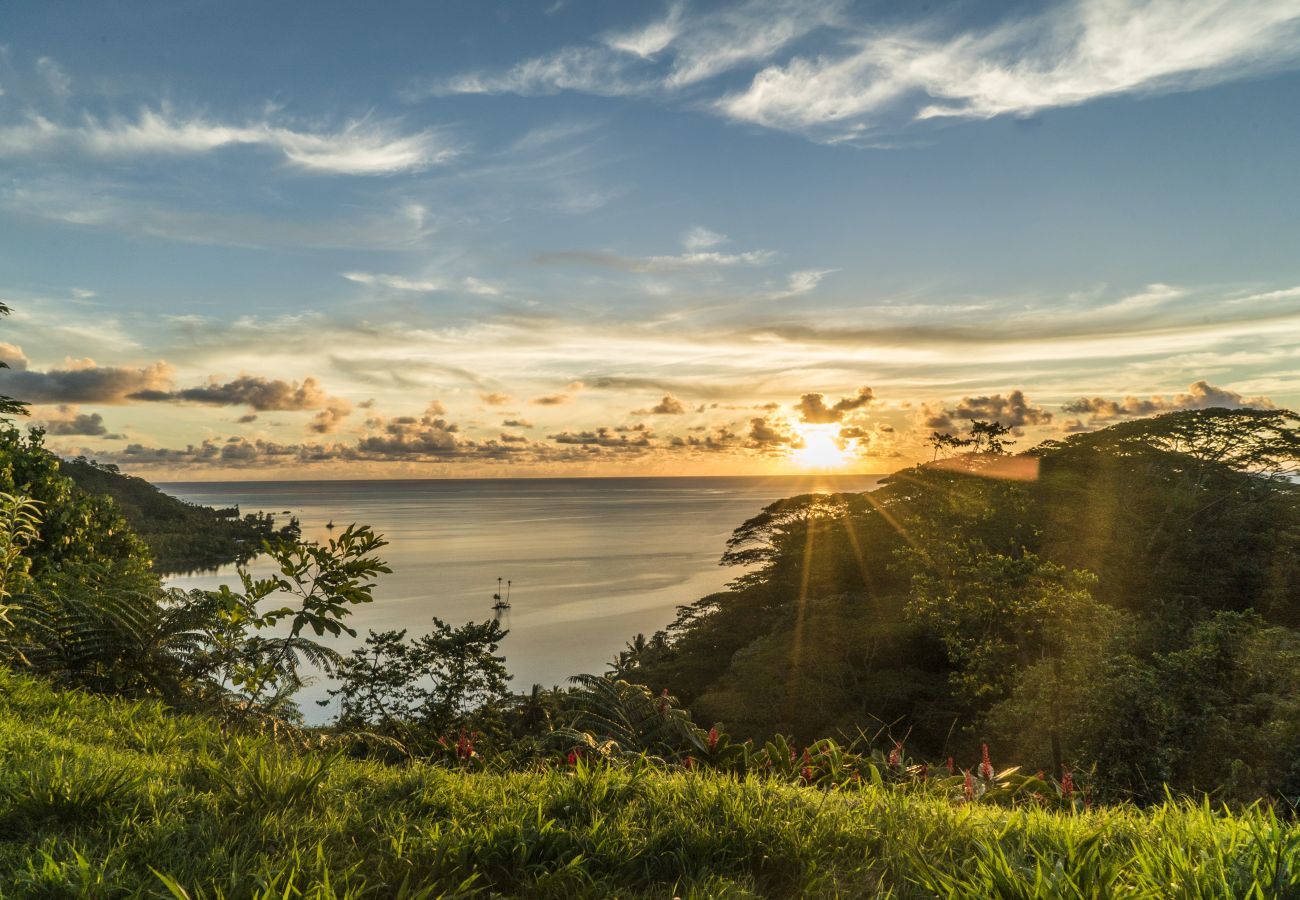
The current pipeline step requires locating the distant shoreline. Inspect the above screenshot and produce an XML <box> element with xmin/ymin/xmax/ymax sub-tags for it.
<box><xmin>155</xmin><ymin>472</ymin><xmax>891</xmax><ymax>488</ymax></box>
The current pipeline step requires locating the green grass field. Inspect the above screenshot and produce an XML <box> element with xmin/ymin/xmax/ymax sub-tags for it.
<box><xmin>2</xmin><ymin>670</ymin><xmax>1298</xmax><ymax>898</ymax></box>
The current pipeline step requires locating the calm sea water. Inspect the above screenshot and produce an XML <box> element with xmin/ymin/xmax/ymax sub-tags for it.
<box><xmin>160</xmin><ymin>475</ymin><xmax>883</xmax><ymax>717</ymax></box>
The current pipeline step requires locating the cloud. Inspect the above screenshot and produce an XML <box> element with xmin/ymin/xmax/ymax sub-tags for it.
<box><xmin>425</xmin><ymin>46</ymin><xmax>653</xmax><ymax>98</ymax></box>
<box><xmin>342</xmin><ymin>272</ymin><xmax>442</xmax><ymax>292</ymax></box>
<box><xmin>796</xmin><ymin>386</ymin><xmax>873</xmax><ymax>423</ymax></box>
<box><xmin>549</xmin><ymin>426</ymin><xmax>652</xmax><ymax>448</ymax></box>
<box><xmin>634</xmin><ymin>394</ymin><xmax>686</xmax><ymax>415</ymax></box>
<box><xmin>480</xmin><ymin>392</ymin><xmax>513</xmax><ymax>406</ymax></box>
<box><xmin>0</xmin><ymin>344</ymin><xmax>30</xmax><ymax>371</ymax></box>
<box><xmin>503</xmin><ymin>418</ymin><xmax>534</xmax><ymax>428</ymax></box>
<box><xmin>924</xmin><ymin>390</ymin><xmax>1053</xmax><ymax>430</ymax></box>
<box><xmin>718</xmin><ymin>0</ymin><xmax>1300</xmax><ymax>138</ymax></box>
<box><xmin>0</xmin><ymin>107</ymin><xmax>457</xmax><ymax>175</ymax></box>
<box><xmin>35</xmin><ymin>57</ymin><xmax>72</xmax><ymax>100</ymax></box>
<box><xmin>748</xmin><ymin>414</ymin><xmax>795</xmax><ymax>448</ymax></box>
<box><xmin>355</xmin><ymin>403</ymin><xmax>461</xmax><ymax>456</ymax></box>
<box><xmin>37</xmin><ymin>405</ymin><xmax>120</xmax><ymax>438</ymax></box>
<box><xmin>343</xmin><ymin>271</ymin><xmax>501</xmax><ymax>295</ymax></box>
<box><xmin>308</xmin><ymin>399</ymin><xmax>354</xmax><ymax>434</ymax></box>
<box><xmin>1062</xmin><ymin>380</ymin><xmax>1276</xmax><ymax>423</ymax></box>
<box><xmin>0</xmin><ymin>354</ymin><xmax>174</xmax><ymax>404</ymax></box>
<box><xmin>955</xmin><ymin>390</ymin><xmax>1053</xmax><ymax>427</ymax></box>
<box><xmin>424</xmin><ymin>0</ymin><xmax>841</xmax><ymax>99</ymax></box>
<box><xmin>532</xmin><ymin>393</ymin><xmax>572</xmax><ymax>406</ymax></box>
<box><xmin>669</xmin><ymin>424</ymin><xmax>743</xmax><ymax>451</ymax></box>
<box><xmin>534</xmin><ymin>248</ymin><xmax>774</xmax><ymax>273</ymax></box>
<box><xmin>682</xmin><ymin>226</ymin><xmax>727</xmax><ymax>251</ymax></box>
<box><xmin>131</xmin><ymin>375</ymin><xmax>328</xmax><ymax>411</ymax></box>
<box><xmin>782</xmin><ymin>269</ymin><xmax>835</xmax><ymax>295</ymax></box>
<box><xmin>430</xmin><ymin>0</ymin><xmax>1300</xmax><ymax>143</ymax></box>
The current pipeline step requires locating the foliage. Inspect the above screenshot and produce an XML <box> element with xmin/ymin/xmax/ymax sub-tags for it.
<box><xmin>0</xmin><ymin>303</ymin><xmax>28</xmax><ymax>421</ymax></box>
<box><xmin>4</xmin><ymin>670</ymin><xmax>1300</xmax><ymax>898</ymax></box>
<box><xmin>628</xmin><ymin>407</ymin><xmax>1300</xmax><ymax>802</ymax></box>
<box><xmin>0</xmin><ymin>426</ymin><xmax>154</xmax><ymax>585</ymax></box>
<box><xmin>0</xmin><ymin>492</ymin><xmax>40</xmax><ymax>628</ymax></box>
<box><xmin>201</xmin><ymin>524</ymin><xmax>391</xmax><ymax>714</ymax></box>
<box><xmin>60</xmin><ymin>456</ymin><xmax>300</xmax><ymax>575</ymax></box>
<box><xmin>330</xmin><ymin>618</ymin><xmax>511</xmax><ymax>745</ymax></box>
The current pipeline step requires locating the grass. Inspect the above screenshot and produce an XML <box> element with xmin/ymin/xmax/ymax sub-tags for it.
<box><xmin>1</xmin><ymin>672</ymin><xmax>1298</xmax><ymax>898</ymax></box>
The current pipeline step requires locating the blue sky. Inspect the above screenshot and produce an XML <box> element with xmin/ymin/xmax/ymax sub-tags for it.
<box><xmin>2</xmin><ymin>0</ymin><xmax>1299</xmax><ymax>477</ymax></box>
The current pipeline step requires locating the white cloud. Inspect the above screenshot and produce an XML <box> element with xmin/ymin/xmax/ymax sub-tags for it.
<box><xmin>427</xmin><ymin>0</ymin><xmax>1300</xmax><ymax>142</ymax></box>
<box><xmin>428</xmin><ymin>46</ymin><xmax>651</xmax><ymax>98</ymax></box>
<box><xmin>343</xmin><ymin>272</ymin><xmax>443</xmax><ymax>292</ymax></box>
<box><xmin>682</xmin><ymin>226</ymin><xmax>727</xmax><ymax>251</ymax></box>
<box><xmin>604</xmin><ymin>1</ymin><xmax>685</xmax><ymax>58</ymax></box>
<box><xmin>35</xmin><ymin>57</ymin><xmax>72</xmax><ymax>100</ymax></box>
<box><xmin>0</xmin><ymin>108</ymin><xmax>457</xmax><ymax>174</ymax></box>
<box><xmin>535</xmin><ymin>248</ymin><xmax>775</xmax><ymax>273</ymax></box>
<box><xmin>462</xmin><ymin>277</ymin><xmax>502</xmax><ymax>296</ymax></box>
<box><xmin>344</xmin><ymin>271</ymin><xmax>503</xmax><ymax>296</ymax></box>
<box><xmin>423</xmin><ymin>0</ymin><xmax>840</xmax><ymax>98</ymax></box>
<box><xmin>784</xmin><ymin>269</ymin><xmax>835</xmax><ymax>295</ymax></box>
<box><xmin>719</xmin><ymin>0</ymin><xmax>1300</xmax><ymax>136</ymax></box>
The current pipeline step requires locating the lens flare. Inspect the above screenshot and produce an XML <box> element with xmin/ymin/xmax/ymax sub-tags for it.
<box><xmin>791</xmin><ymin>424</ymin><xmax>851</xmax><ymax>469</ymax></box>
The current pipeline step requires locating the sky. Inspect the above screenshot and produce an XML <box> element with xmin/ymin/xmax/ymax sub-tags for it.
<box><xmin>2</xmin><ymin>0</ymin><xmax>1300</xmax><ymax>479</ymax></box>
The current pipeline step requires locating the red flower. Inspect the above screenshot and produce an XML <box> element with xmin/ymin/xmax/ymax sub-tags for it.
<box><xmin>683</xmin><ymin>755</ymin><xmax>695</xmax><ymax>771</ymax></box>
<box><xmin>946</xmin><ymin>756</ymin><xmax>955</xmax><ymax>773</ymax></box>
<box><xmin>1061</xmin><ymin>768</ymin><xmax>1074</xmax><ymax>798</ymax></box>
<box><xmin>707</xmin><ymin>727</ymin><xmax>719</xmax><ymax>751</ymax></box>
<box><xmin>887</xmin><ymin>742</ymin><xmax>903</xmax><ymax>770</ymax></box>
<box><xmin>978</xmin><ymin>744</ymin><xmax>995</xmax><ymax>781</ymax></box>
<box><xmin>567</xmin><ymin>751</ymin><xmax>578</xmax><ymax>767</ymax></box>
<box><xmin>456</xmin><ymin>729</ymin><xmax>474</xmax><ymax>760</ymax></box>
<box><xmin>801</xmin><ymin>766</ymin><xmax>814</xmax><ymax>783</ymax></box>
<box><xmin>963</xmin><ymin>769</ymin><xmax>975</xmax><ymax>802</ymax></box>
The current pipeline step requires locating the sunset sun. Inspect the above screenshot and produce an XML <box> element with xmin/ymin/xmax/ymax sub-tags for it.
<box><xmin>791</xmin><ymin>424</ymin><xmax>852</xmax><ymax>469</ymax></box>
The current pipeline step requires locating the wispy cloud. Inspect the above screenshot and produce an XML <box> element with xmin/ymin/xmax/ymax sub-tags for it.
<box><xmin>425</xmin><ymin>0</ymin><xmax>1300</xmax><ymax>142</ymax></box>
<box><xmin>719</xmin><ymin>0</ymin><xmax>1300</xmax><ymax>137</ymax></box>
<box><xmin>0</xmin><ymin>107</ymin><xmax>457</xmax><ymax>174</ymax></box>
<box><xmin>419</xmin><ymin>0</ymin><xmax>840</xmax><ymax>99</ymax></box>
<box><xmin>534</xmin><ymin>248</ymin><xmax>774</xmax><ymax>273</ymax></box>
<box><xmin>343</xmin><ymin>271</ymin><xmax>504</xmax><ymax>295</ymax></box>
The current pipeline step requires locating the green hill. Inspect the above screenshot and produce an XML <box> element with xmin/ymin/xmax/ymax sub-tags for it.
<box><xmin>2</xmin><ymin>669</ymin><xmax>1297</xmax><ymax>898</ymax></box>
<box><xmin>59</xmin><ymin>457</ymin><xmax>298</xmax><ymax>574</ymax></box>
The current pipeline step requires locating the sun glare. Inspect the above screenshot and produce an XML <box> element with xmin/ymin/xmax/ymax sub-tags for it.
<box><xmin>791</xmin><ymin>424</ymin><xmax>851</xmax><ymax>470</ymax></box>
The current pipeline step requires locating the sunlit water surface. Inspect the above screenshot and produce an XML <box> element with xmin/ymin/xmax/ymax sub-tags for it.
<box><xmin>161</xmin><ymin>475</ymin><xmax>883</xmax><ymax>719</ymax></box>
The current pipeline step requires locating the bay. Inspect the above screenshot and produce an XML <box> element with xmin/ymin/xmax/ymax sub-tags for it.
<box><xmin>161</xmin><ymin>474</ymin><xmax>884</xmax><ymax>717</ymax></box>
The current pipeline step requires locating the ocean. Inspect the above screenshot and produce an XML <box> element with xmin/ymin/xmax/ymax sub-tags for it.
<box><xmin>161</xmin><ymin>474</ymin><xmax>884</xmax><ymax>716</ymax></box>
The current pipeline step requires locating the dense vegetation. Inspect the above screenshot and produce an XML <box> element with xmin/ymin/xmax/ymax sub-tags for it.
<box><xmin>60</xmin><ymin>455</ymin><xmax>298</xmax><ymax>574</ymax></box>
<box><xmin>5</xmin><ymin>671</ymin><xmax>1300</xmax><ymax>898</ymax></box>
<box><xmin>622</xmin><ymin>408</ymin><xmax>1300</xmax><ymax>804</ymax></box>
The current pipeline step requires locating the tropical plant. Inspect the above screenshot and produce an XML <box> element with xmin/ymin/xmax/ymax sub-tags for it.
<box><xmin>329</xmin><ymin>618</ymin><xmax>510</xmax><ymax>744</ymax></box>
<box><xmin>202</xmin><ymin>523</ymin><xmax>391</xmax><ymax>714</ymax></box>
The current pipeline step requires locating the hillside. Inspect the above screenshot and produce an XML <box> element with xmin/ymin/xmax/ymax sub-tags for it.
<box><xmin>1</xmin><ymin>670</ymin><xmax>1297</xmax><ymax>898</ymax></box>
<box><xmin>625</xmin><ymin>408</ymin><xmax>1300</xmax><ymax>803</ymax></box>
<box><xmin>59</xmin><ymin>457</ymin><xmax>298</xmax><ymax>574</ymax></box>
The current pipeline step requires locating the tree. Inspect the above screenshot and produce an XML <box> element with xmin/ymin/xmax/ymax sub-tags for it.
<box><xmin>202</xmin><ymin>524</ymin><xmax>390</xmax><ymax>716</ymax></box>
<box><xmin>329</xmin><ymin>618</ymin><xmax>510</xmax><ymax>743</ymax></box>
<box><xmin>0</xmin><ymin>303</ymin><xmax>29</xmax><ymax>421</ymax></box>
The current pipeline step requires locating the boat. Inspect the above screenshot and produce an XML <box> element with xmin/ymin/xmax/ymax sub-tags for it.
<box><xmin>492</xmin><ymin>577</ymin><xmax>512</xmax><ymax>613</ymax></box>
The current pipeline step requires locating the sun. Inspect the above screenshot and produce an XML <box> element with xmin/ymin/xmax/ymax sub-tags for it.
<box><xmin>791</xmin><ymin>424</ymin><xmax>852</xmax><ymax>469</ymax></box>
